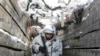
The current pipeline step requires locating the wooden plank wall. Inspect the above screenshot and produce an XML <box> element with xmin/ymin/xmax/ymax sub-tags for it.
<box><xmin>63</xmin><ymin>0</ymin><xmax>100</xmax><ymax>56</ymax></box>
<box><xmin>0</xmin><ymin>0</ymin><xmax>30</xmax><ymax>56</ymax></box>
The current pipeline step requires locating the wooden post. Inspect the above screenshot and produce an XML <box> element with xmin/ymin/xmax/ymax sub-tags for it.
<box><xmin>61</xmin><ymin>11</ymin><xmax>65</xmax><ymax>27</ymax></box>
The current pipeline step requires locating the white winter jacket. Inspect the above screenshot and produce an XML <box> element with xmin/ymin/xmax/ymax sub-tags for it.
<box><xmin>32</xmin><ymin>34</ymin><xmax>62</xmax><ymax>56</ymax></box>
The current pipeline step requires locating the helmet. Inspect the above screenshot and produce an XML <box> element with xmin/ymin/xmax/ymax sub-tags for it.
<box><xmin>41</xmin><ymin>25</ymin><xmax>56</xmax><ymax>40</ymax></box>
<box><xmin>43</xmin><ymin>25</ymin><xmax>56</xmax><ymax>34</ymax></box>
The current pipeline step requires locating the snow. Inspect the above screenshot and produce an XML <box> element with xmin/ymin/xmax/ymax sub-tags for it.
<box><xmin>84</xmin><ymin>0</ymin><xmax>94</xmax><ymax>9</ymax></box>
<box><xmin>18</xmin><ymin>0</ymin><xmax>28</xmax><ymax>11</ymax></box>
<box><xmin>0</xmin><ymin>0</ymin><xmax>2</xmax><ymax>3</ymax></box>
<box><xmin>44</xmin><ymin>0</ymin><xmax>60</xmax><ymax>8</ymax></box>
<box><xmin>32</xmin><ymin>0</ymin><xmax>45</xmax><ymax>9</ymax></box>
<box><xmin>68</xmin><ymin>0</ymin><xmax>93</xmax><ymax>8</ymax></box>
<box><xmin>64</xmin><ymin>45</ymin><xmax>71</xmax><ymax>48</ymax></box>
<box><xmin>82</xmin><ymin>13</ymin><xmax>89</xmax><ymax>21</ymax></box>
<box><xmin>0</xmin><ymin>29</ymin><xmax>27</xmax><ymax>46</ymax></box>
<box><xmin>17</xmin><ymin>0</ymin><xmax>94</xmax><ymax>29</ymax></box>
<box><xmin>79</xmin><ymin>32</ymin><xmax>83</xmax><ymax>34</ymax></box>
<box><xmin>38</xmin><ymin>18</ymin><xmax>53</xmax><ymax>25</ymax></box>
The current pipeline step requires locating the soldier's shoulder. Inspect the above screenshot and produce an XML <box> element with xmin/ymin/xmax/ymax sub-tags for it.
<box><xmin>55</xmin><ymin>36</ymin><xmax>62</xmax><ymax>41</ymax></box>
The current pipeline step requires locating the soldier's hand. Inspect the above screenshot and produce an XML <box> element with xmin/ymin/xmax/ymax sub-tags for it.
<box><xmin>39</xmin><ymin>46</ymin><xmax>46</xmax><ymax>53</ymax></box>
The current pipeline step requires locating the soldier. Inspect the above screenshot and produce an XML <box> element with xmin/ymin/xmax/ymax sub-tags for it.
<box><xmin>32</xmin><ymin>24</ymin><xmax>62</xmax><ymax>56</ymax></box>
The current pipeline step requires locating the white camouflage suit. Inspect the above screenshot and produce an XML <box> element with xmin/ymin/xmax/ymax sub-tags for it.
<box><xmin>32</xmin><ymin>25</ymin><xmax>62</xmax><ymax>56</ymax></box>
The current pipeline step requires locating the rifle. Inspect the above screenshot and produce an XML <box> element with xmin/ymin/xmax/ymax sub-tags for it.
<box><xmin>41</xmin><ymin>36</ymin><xmax>48</xmax><ymax>56</ymax></box>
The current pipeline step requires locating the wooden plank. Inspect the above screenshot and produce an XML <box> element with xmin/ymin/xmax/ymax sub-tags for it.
<box><xmin>0</xmin><ymin>47</ymin><xmax>24</xmax><ymax>56</ymax></box>
<box><xmin>0</xmin><ymin>0</ymin><xmax>29</xmax><ymax>40</ymax></box>
<box><xmin>0</xmin><ymin>5</ymin><xmax>12</xmax><ymax>30</ymax></box>
<box><xmin>0</xmin><ymin>6</ymin><xmax>28</xmax><ymax>42</ymax></box>
<box><xmin>0</xmin><ymin>31</ymin><xmax>26</xmax><ymax>50</ymax></box>
<box><xmin>64</xmin><ymin>20</ymin><xmax>100</xmax><ymax>40</ymax></box>
<box><xmin>64</xmin><ymin>0</ymin><xmax>100</xmax><ymax>40</ymax></box>
<box><xmin>64</xmin><ymin>30</ymin><xmax>100</xmax><ymax>47</ymax></box>
<box><xmin>63</xmin><ymin>49</ymin><xmax>100</xmax><ymax>56</ymax></box>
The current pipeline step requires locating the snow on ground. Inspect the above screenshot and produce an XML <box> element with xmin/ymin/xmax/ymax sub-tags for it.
<box><xmin>44</xmin><ymin>0</ymin><xmax>60</xmax><ymax>8</ymax></box>
<box><xmin>38</xmin><ymin>18</ymin><xmax>52</xmax><ymax>25</ymax></box>
<box><xmin>64</xmin><ymin>45</ymin><xmax>71</xmax><ymax>48</ymax></box>
<box><xmin>18</xmin><ymin>0</ymin><xmax>28</xmax><ymax>11</ymax></box>
<box><xmin>32</xmin><ymin>0</ymin><xmax>45</xmax><ymax>9</ymax></box>
<box><xmin>17</xmin><ymin>0</ymin><xmax>94</xmax><ymax>30</ymax></box>
<box><xmin>40</xmin><ymin>0</ymin><xmax>94</xmax><ymax>24</ymax></box>
<box><xmin>64</xmin><ymin>0</ymin><xmax>93</xmax><ymax>17</ymax></box>
<box><xmin>82</xmin><ymin>13</ymin><xmax>90</xmax><ymax>21</ymax></box>
<box><xmin>0</xmin><ymin>29</ymin><xmax>27</xmax><ymax>46</ymax></box>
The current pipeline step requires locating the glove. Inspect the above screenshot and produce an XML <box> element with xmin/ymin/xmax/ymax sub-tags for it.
<box><xmin>39</xmin><ymin>46</ymin><xmax>46</xmax><ymax>53</ymax></box>
<box><xmin>59</xmin><ymin>54</ymin><xmax>62</xmax><ymax>56</ymax></box>
<box><xmin>32</xmin><ymin>47</ymin><xmax>37</xmax><ymax>53</ymax></box>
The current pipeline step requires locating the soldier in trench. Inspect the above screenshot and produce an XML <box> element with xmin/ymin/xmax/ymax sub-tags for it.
<box><xmin>32</xmin><ymin>24</ymin><xmax>62</xmax><ymax>56</ymax></box>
